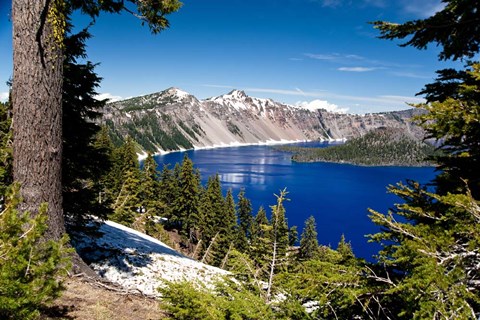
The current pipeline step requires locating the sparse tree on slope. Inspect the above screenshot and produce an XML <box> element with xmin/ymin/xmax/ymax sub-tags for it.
<box><xmin>298</xmin><ymin>215</ymin><xmax>319</xmax><ymax>261</ymax></box>
<box><xmin>266</xmin><ymin>189</ymin><xmax>289</xmax><ymax>302</ymax></box>
<box><xmin>236</xmin><ymin>188</ymin><xmax>253</xmax><ymax>252</ymax></box>
<box><xmin>172</xmin><ymin>154</ymin><xmax>200</xmax><ymax>238</ymax></box>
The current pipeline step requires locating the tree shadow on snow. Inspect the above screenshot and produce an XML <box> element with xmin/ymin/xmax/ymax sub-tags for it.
<box><xmin>74</xmin><ymin>220</ymin><xmax>186</xmax><ymax>274</ymax></box>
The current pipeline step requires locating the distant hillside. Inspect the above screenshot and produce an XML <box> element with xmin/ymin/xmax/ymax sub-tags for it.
<box><xmin>278</xmin><ymin>127</ymin><xmax>438</xmax><ymax>167</ymax></box>
<box><xmin>102</xmin><ymin>87</ymin><xmax>426</xmax><ymax>154</ymax></box>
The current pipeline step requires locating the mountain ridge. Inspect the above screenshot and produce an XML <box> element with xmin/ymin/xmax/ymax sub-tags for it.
<box><xmin>102</xmin><ymin>87</ymin><xmax>425</xmax><ymax>155</ymax></box>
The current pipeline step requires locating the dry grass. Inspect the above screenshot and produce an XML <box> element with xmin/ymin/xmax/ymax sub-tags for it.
<box><xmin>42</xmin><ymin>277</ymin><xmax>167</xmax><ymax>320</ymax></box>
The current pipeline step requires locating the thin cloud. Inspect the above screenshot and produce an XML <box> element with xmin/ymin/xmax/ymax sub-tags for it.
<box><xmin>379</xmin><ymin>95</ymin><xmax>425</xmax><ymax>104</ymax></box>
<box><xmin>203</xmin><ymin>84</ymin><xmax>423</xmax><ymax>107</ymax></box>
<box><xmin>400</xmin><ymin>0</ymin><xmax>445</xmax><ymax>18</ymax></box>
<box><xmin>391</xmin><ymin>71</ymin><xmax>431</xmax><ymax>79</ymax></box>
<box><xmin>317</xmin><ymin>0</ymin><xmax>343</xmax><ymax>8</ymax></box>
<box><xmin>305</xmin><ymin>52</ymin><xmax>421</xmax><ymax>70</ymax></box>
<box><xmin>338</xmin><ymin>67</ymin><xmax>377</xmax><ymax>72</ymax></box>
<box><xmin>204</xmin><ymin>84</ymin><xmax>327</xmax><ymax>98</ymax></box>
<box><xmin>0</xmin><ymin>92</ymin><xmax>8</xmax><ymax>102</ymax></box>
<box><xmin>305</xmin><ymin>53</ymin><xmax>364</xmax><ymax>61</ymax></box>
<box><xmin>95</xmin><ymin>93</ymin><xmax>123</xmax><ymax>102</ymax></box>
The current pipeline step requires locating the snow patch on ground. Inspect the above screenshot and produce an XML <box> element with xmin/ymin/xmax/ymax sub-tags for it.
<box><xmin>74</xmin><ymin>220</ymin><xmax>229</xmax><ymax>297</ymax></box>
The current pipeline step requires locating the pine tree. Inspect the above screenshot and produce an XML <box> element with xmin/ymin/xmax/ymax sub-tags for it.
<box><xmin>0</xmin><ymin>99</ymin><xmax>12</xmax><ymax>202</ymax></box>
<box><xmin>0</xmin><ymin>185</ymin><xmax>71</xmax><ymax>319</ymax></box>
<box><xmin>368</xmin><ymin>2</ymin><xmax>480</xmax><ymax>317</ymax></box>
<box><xmin>106</xmin><ymin>137</ymin><xmax>141</xmax><ymax>203</ymax></box>
<box><xmin>236</xmin><ymin>188</ymin><xmax>253</xmax><ymax>252</ymax></box>
<box><xmin>269</xmin><ymin>190</ymin><xmax>290</xmax><ymax>259</ymax></box>
<box><xmin>62</xmin><ymin>24</ymin><xmax>111</xmax><ymax>228</ymax></box>
<box><xmin>337</xmin><ymin>234</ymin><xmax>355</xmax><ymax>265</ymax></box>
<box><xmin>211</xmin><ymin>188</ymin><xmax>238</xmax><ymax>267</ymax></box>
<box><xmin>140</xmin><ymin>152</ymin><xmax>161</xmax><ymax>211</ymax></box>
<box><xmin>171</xmin><ymin>154</ymin><xmax>200</xmax><ymax>237</ymax></box>
<box><xmin>199</xmin><ymin>174</ymin><xmax>224</xmax><ymax>241</ymax></box>
<box><xmin>110</xmin><ymin>170</ymin><xmax>141</xmax><ymax>226</ymax></box>
<box><xmin>298</xmin><ymin>215</ymin><xmax>319</xmax><ymax>261</ymax></box>
<box><xmin>250</xmin><ymin>206</ymin><xmax>271</xmax><ymax>268</ymax></box>
<box><xmin>158</xmin><ymin>164</ymin><xmax>177</xmax><ymax>220</ymax></box>
<box><xmin>266</xmin><ymin>189</ymin><xmax>289</xmax><ymax>302</ymax></box>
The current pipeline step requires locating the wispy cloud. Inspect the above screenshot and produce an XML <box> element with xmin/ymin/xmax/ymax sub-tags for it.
<box><xmin>305</xmin><ymin>52</ymin><xmax>421</xmax><ymax>71</ymax></box>
<box><xmin>338</xmin><ymin>67</ymin><xmax>377</xmax><ymax>72</ymax></box>
<box><xmin>95</xmin><ymin>93</ymin><xmax>123</xmax><ymax>102</ymax></box>
<box><xmin>204</xmin><ymin>84</ymin><xmax>327</xmax><ymax>98</ymax></box>
<box><xmin>316</xmin><ymin>0</ymin><xmax>343</xmax><ymax>8</ymax></box>
<box><xmin>391</xmin><ymin>71</ymin><xmax>431</xmax><ymax>79</ymax></box>
<box><xmin>0</xmin><ymin>92</ymin><xmax>8</xmax><ymax>102</ymax></box>
<box><xmin>399</xmin><ymin>0</ymin><xmax>445</xmax><ymax>18</ymax></box>
<box><xmin>305</xmin><ymin>53</ymin><xmax>363</xmax><ymax>61</ymax></box>
<box><xmin>203</xmin><ymin>84</ymin><xmax>424</xmax><ymax>108</ymax></box>
<box><xmin>379</xmin><ymin>95</ymin><xmax>425</xmax><ymax>104</ymax></box>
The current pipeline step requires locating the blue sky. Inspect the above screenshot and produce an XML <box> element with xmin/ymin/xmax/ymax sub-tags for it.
<box><xmin>0</xmin><ymin>0</ymin><xmax>459</xmax><ymax>113</ymax></box>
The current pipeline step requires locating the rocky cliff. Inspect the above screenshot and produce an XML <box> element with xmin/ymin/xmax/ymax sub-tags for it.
<box><xmin>102</xmin><ymin>87</ymin><xmax>424</xmax><ymax>154</ymax></box>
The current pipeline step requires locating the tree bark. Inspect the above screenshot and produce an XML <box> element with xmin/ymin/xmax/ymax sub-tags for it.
<box><xmin>12</xmin><ymin>0</ymin><xmax>65</xmax><ymax>241</ymax></box>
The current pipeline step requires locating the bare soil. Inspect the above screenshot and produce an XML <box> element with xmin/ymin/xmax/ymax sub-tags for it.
<box><xmin>41</xmin><ymin>276</ymin><xmax>167</xmax><ymax>320</ymax></box>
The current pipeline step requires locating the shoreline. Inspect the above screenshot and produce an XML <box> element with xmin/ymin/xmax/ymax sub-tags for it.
<box><xmin>137</xmin><ymin>137</ymin><xmax>347</xmax><ymax>161</ymax></box>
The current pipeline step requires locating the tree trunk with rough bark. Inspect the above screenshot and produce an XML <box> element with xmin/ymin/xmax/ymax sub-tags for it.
<box><xmin>12</xmin><ymin>0</ymin><xmax>64</xmax><ymax>241</ymax></box>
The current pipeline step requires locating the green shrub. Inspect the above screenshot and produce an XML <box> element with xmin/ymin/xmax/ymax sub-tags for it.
<box><xmin>159</xmin><ymin>279</ymin><xmax>275</xmax><ymax>320</ymax></box>
<box><xmin>0</xmin><ymin>185</ymin><xmax>71</xmax><ymax>319</ymax></box>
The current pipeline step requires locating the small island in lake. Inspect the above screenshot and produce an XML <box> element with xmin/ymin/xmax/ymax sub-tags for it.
<box><xmin>278</xmin><ymin>127</ymin><xmax>439</xmax><ymax>167</ymax></box>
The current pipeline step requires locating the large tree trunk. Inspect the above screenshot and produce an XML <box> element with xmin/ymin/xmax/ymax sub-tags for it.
<box><xmin>12</xmin><ymin>0</ymin><xmax>65</xmax><ymax>241</ymax></box>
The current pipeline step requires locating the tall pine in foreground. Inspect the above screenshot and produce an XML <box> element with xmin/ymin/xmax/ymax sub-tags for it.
<box><xmin>62</xmin><ymin>22</ymin><xmax>111</xmax><ymax>229</ymax></box>
<box><xmin>369</xmin><ymin>1</ymin><xmax>480</xmax><ymax>318</ymax></box>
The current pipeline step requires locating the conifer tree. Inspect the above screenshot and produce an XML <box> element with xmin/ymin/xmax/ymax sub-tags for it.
<box><xmin>210</xmin><ymin>188</ymin><xmax>238</xmax><ymax>266</ymax></box>
<box><xmin>336</xmin><ymin>234</ymin><xmax>355</xmax><ymax>265</ymax></box>
<box><xmin>298</xmin><ymin>215</ymin><xmax>319</xmax><ymax>261</ymax></box>
<box><xmin>250</xmin><ymin>206</ymin><xmax>271</xmax><ymax>267</ymax></box>
<box><xmin>62</xmin><ymin>24</ymin><xmax>112</xmax><ymax>228</ymax></box>
<box><xmin>172</xmin><ymin>154</ymin><xmax>200</xmax><ymax>237</ymax></box>
<box><xmin>110</xmin><ymin>170</ymin><xmax>141</xmax><ymax>226</ymax></box>
<box><xmin>223</xmin><ymin>188</ymin><xmax>238</xmax><ymax>243</ymax></box>
<box><xmin>158</xmin><ymin>164</ymin><xmax>177</xmax><ymax>220</ymax></box>
<box><xmin>106</xmin><ymin>136</ymin><xmax>141</xmax><ymax>203</ymax></box>
<box><xmin>236</xmin><ymin>188</ymin><xmax>253</xmax><ymax>252</ymax></box>
<box><xmin>140</xmin><ymin>152</ymin><xmax>161</xmax><ymax>211</ymax></box>
<box><xmin>266</xmin><ymin>189</ymin><xmax>289</xmax><ymax>302</ymax></box>
<box><xmin>0</xmin><ymin>185</ymin><xmax>71</xmax><ymax>319</ymax></box>
<box><xmin>199</xmin><ymin>174</ymin><xmax>224</xmax><ymax>241</ymax></box>
<box><xmin>0</xmin><ymin>99</ymin><xmax>12</xmax><ymax>201</ymax></box>
<box><xmin>269</xmin><ymin>190</ymin><xmax>290</xmax><ymax>259</ymax></box>
<box><xmin>368</xmin><ymin>2</ymin><xmax>480</xmax><ymax>317</ymax></box>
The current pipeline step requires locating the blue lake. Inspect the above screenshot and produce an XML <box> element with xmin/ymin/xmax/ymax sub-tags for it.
<box><xmin>154</xmin><ymin>142</ymin><xmax>436</xmax><ymax>260</ymax></box>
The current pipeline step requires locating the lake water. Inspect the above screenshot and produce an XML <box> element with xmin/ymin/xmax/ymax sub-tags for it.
<box><xmin>154</xmin><ymin>142</ymin><xmax>436</xmax><ymax>260</ymax></box>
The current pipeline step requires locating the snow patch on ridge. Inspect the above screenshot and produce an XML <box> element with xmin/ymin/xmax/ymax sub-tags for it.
<box><xmin>74</xmin><ymin>220</ymin><xmax>229</xmax><ymax>297</ymax></box>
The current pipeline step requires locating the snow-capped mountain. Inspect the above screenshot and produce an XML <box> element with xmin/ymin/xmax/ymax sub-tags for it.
<box><xmin>102</xmin><ymin>87</ymin><xmax>424</xmax><ymax>154</ymax></box>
